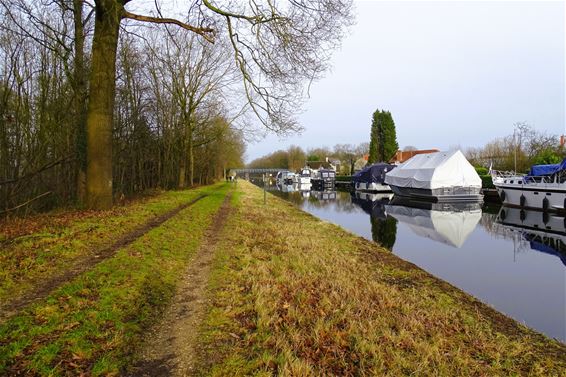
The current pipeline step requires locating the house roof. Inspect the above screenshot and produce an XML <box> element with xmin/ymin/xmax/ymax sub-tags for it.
<box><xmin>389</xmin><ymin>149</ymin><xmax>440</xmax><ymax>164</ymax></box>
<box><xmin>306</xmin><ymin>161</ymin><xmax>333</xmax><ymax>170</ymax></box>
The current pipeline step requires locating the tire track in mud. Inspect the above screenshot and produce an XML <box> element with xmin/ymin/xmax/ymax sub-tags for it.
<box><xmin>0</xmin><ymin>193</ymin><xmax>209</xmax><ymax>322</ymax></box>
<box><xmin>129</xmin><ymin>192</ymin><xmax>233</xmax><ymax>377</ymax></box>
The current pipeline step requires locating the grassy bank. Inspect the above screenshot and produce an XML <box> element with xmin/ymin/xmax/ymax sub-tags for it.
<box><xmin>0</xmin><ymin>183</ymin><xmax>231</xmax><ymax>375</ymax></box>
<box><xmin>196</xmin><ymin>181</ymin><xmax>566</xmax><ymax>376</ymax></box>
<box><xmin>0</xmin><ymin>187</ymin><xmax>215</xmax><ymax>307</ymax></box>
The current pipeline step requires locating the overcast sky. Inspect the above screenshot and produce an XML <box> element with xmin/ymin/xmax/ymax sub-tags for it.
<box><xmin>245</xmin><ymin>0</ymin><xmax>565</xmax><ymax>162</ymax></box>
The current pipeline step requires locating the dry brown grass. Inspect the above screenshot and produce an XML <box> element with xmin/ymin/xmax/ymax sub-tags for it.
<box><xmin>196</xmin><ymin>181</ymin><xmax>566</xmax><ymax>376</ymax></box>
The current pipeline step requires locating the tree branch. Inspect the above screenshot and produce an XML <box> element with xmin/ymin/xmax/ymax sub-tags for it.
<box><xmin>121</xmin><ymin>11</ymin><xmax>215</xmax><ymax>43</ymax></box>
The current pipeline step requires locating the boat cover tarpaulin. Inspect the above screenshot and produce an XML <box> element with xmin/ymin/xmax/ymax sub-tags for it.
<box><xmin>385</xmin><ymin>205</ymin><xmax>481</xmax><ymax>247</ymax></box>
<box><xmin>529</xmin><ymin>158</ymin><xmax>566</xmax><ymax>176</ymax></box>
<box><xmin>384</xmin><ymin>150</ymin><xmax>481</xmax><ymax>190</ymax></box>
<box><xmin>352</xmin><ymin>163</ymin><xmax>396</xmax><ymax>184</ymax></box>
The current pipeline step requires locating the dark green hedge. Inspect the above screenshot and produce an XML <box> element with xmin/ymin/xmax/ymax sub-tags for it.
<box><xmin>480</xmin><ymin>175</ymin><xmax>494</xmax><ymax>189</ymax></box>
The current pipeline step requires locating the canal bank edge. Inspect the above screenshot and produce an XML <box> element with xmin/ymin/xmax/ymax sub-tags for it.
<box><xmin>195</xmin><ymin>180</ymin><xmax>566</xmax><ymax>376</ymax></box>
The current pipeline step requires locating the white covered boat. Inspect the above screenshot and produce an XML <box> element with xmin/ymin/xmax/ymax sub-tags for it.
<box><xmin>491</xmin><ymin>159</ymin><xmax>566</xmax><ymax>212</ymax></box>
<box><xmin>384</xmin><ymin>150</ymin><xmax>483</xmax><ymax>202</ymax></box>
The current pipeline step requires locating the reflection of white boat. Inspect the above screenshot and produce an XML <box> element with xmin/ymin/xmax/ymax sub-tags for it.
<box><xmin>496</xmin><ymin>207</ymin><xmax>566</xmax><ymax>265</ymax></box>
<box><xmin>491</xmin><ymin>159</ymin><xmax>566</xmax><ymax>212</ymax></box>
<box><xmin>297</xmin><ymin>182</ymin><xmax>312</xmax><ymax>191</ymax></box>
<box><xmin>385</xmin><ymin>200</ymin><xmax>482</xmax><ymax>247</ymax></box>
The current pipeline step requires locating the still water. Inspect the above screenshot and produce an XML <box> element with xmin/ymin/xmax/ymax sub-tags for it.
<box><xmin>267</xmin><ymin>184</ymin><xmax>566</xmax><ymax>343</ymax></box>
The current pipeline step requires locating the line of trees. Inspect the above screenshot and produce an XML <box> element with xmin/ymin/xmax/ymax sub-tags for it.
<box><xmin>0</xmin><ymin>0</ymin><xmax>353</xmax><ymax>213</ymax></box>
<box><xmin>465</xmin><ymin>122</ymin><xmax>564</xmax><ymax>172</ymax></box>
<box><xmin>248</xmin><ymin>143</ymin><xmax>369</xmax><ymax>175</ymax></box>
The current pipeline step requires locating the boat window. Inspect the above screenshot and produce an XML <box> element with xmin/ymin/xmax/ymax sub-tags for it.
<box><xmin>322</xmin><ymin>172</ymin><xmax>329</xmax><ymax>178</ymax></box>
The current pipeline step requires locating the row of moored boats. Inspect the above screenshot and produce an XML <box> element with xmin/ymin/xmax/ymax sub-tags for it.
<box><xmin>275</xmin><ymin>168</ymin><xmax>336</xmax><ymax>190</ymax></box>
<box><xmin>354</xmin><ymin>149</ymin><xmax>566</xmax><ymax>212</ymax></box>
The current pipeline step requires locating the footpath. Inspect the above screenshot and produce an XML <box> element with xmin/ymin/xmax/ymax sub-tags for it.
<box><xmin>1</xmin><ymin>181</ymin><xmax>565</xmax><ymax>376</ymax></box>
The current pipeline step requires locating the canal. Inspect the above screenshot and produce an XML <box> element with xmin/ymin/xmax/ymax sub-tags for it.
<box><xmin>267</xmin><ymin>184</ymin><xmax>566</xmax><ymax>343</ymax></box>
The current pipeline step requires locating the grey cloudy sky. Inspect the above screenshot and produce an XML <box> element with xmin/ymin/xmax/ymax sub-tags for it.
<box><xmin>245</xmin><ymin>0</ymin><xmax>565</xmax><ymax>162</ymax></box>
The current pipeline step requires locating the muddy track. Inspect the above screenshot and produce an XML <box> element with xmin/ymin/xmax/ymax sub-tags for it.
<box><xmin>129</xmin><ymin>192</ymin><xmax>233</xmax><ymax>377</ymax></box>
<box><xmin>0</xmin><ymin>194</ymin><xmax>209</xmax><ymax>323</ymax></box>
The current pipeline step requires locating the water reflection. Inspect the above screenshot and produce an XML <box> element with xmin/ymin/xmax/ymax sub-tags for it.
<box><xmin>350</xmin><ymin>192</ymin><xmax>398</xmax><ymax>248</ymax></box>
<box><xmin>496</xmin><ymin>207</ymin><xmax>566</xmax><ymax>266</ymax></box>
<box><xmin>385</xmin><ymin>199</ymin><xmax>482</xmax><ymax>248</ymax></box>
<box><xmin>265</xmin><ymin>182</ymin><xmax>566</xmax><ymax>342</ymax></box>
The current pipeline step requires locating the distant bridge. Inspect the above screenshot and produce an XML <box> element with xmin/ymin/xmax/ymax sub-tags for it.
<box><xmin>229</xmin><ymin>168</ymin><xmax>284</xmax><ymax>175</ymax></box>
<box><xmin>229</xmin><ymin>168</ymin><xmax>286</xmax><ymax>180</ymax></box>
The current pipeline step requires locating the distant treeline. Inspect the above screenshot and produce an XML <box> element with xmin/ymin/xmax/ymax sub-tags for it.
<box><xmin>248</xmin><ymin>144</ymin><xmax>369</xmax><ymax>174</ymax></box>
<box><xmin>465</xmin><ymin>123</ymin><xmax>564</xmax><ymax>173</ymax></box>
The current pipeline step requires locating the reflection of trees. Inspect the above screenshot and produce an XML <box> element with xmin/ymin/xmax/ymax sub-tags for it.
<box><xmin>478</xmin><ymin>212</ymin><xmax>501</xmax><ymax>235</ymax></box>
<box><xmin>370</xmin><ymin>216</ymin><xmax>397</xmax><ymax>250</ymax></box>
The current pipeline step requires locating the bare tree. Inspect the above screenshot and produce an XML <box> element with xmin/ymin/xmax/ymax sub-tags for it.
<box><xmin>84</xmin><ymin>0</ymin><xmax>353</xmax><ymax>208</ymax></box>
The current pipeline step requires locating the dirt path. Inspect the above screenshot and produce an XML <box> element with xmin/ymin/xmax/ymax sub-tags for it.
<box><xmin>0</xmin><ymin>194</ymin><xmax>208</xmax><ymax>322</ymax></box>
<box><xmin>130</xmin><ymin>192</ymin><xmax>233</xmax><ymax>377</ymax></box>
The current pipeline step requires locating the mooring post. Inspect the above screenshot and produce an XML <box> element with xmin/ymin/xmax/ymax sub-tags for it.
<box><xmin>263</xmin><ymin>173</ymin><xmax>266</xmax><ymax>204</ymax></box>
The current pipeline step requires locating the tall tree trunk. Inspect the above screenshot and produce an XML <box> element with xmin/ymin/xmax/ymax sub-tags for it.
<box><xmin>73</xmin><ymin>0</ymin><xmax>88</xmax><ymax>204</ymax></box>
<box><xmin>188</xmin><ymin>123</ymin><xmax>194</xmax><ymax>187</ymax></box>
<box><xmin>86</xmin><ymin>0</ymin><xmax>122</xmax><ymax>209</ymax></box>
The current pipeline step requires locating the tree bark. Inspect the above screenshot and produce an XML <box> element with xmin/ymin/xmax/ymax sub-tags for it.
<box><xmin>178</xmin><ymin>159</ymin><xmax>186</xmax><ymax>188</ymax></box>
<box><xmin>188</xmin><ymin>123</ymin><xmax>194</xmax><ymax>187</ymax></box>
<box><xmin>86</xmin><ymin>0</ymin><xmax>122</xmax><ymax>209</ymax></box>
<box><xmin>73</xmin><ymin>0</ymin><xmax>87</xmax><ymax>204</ymax></box>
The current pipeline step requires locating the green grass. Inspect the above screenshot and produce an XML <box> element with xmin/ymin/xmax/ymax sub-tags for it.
<box><xmin>0</xmin><ymin>187</ymin><xmax>218</xmax><ymax>304</ymax></box>
<box><xmin>195</xmin><ymin>181</ymin><xmax>566</xmax><ymax>376</ymax></box>
<box><xmin>0</xmin><ymin>183</ymin><xmax>231</xmax><ymax>376</ymax></box>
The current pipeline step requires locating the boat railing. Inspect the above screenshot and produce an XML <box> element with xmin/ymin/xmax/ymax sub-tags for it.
<box><xmin>490</xmin><ymin>170</ymin><xmax>557</xmax><ymax>185</ymax></box>
<box><xmin>490</xmin><ymin>170</ymin><xmax>522</xmax><ymax>179</ymax></box>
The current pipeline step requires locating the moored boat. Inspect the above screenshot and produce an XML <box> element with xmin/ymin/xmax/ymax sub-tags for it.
<box><xmin>311</xmin><ymin>169</ymin><xmax>336</xmax><ymax>190</ymax></box>
<box><xmin>384</xmin><ymin>150</ymin><xmax>483</xmax><ymax>202</ymax></box>
<box><xmin>491</xmin><ymin>159</ymin><xmax>566</xmax><ymax>212</ymax></box>
<box><xmin>297</xmin><ymin>167</ymin><xmax>313</xmax><ymax>185</ymax></box>
<box><xmin>276</xmin><ymin>170</ymin><xmax>296</xmax><ymax>185</ymax></box>
<box><xmin>352</xmin><ymin>163</ymin><xmax>396</xmax><ymax>192</ymax></box>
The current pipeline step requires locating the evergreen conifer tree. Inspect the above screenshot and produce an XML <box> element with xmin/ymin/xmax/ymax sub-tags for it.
<box><xmin>368</xmin><ymin>109</ymin><xmax>399</xmax><ymax>163</ymax></box>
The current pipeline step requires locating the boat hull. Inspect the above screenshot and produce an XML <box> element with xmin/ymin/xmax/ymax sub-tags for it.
<box><xmin>311</xmin><ymin>179</ymin><xmax>335</xmax><ymax>190</ymax></box>
<box><xmin>494</xmin><ymin>183</ymin><xmax>566</xmax><ymax>212</ymax></box>
<box><xmin>389</xmin><ymin>185</ymin><xmax>483</xmax><ymax>202</ymax></box>
<box><xmin>354</xmin><ymin>182</ymin><xmax>392</xmax><ymax>192</ymax></box>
